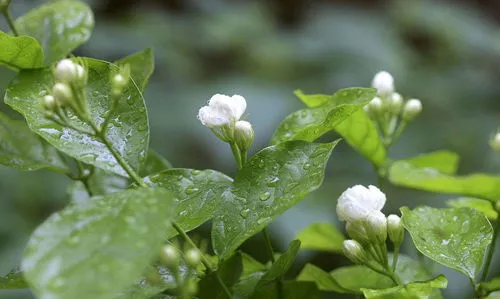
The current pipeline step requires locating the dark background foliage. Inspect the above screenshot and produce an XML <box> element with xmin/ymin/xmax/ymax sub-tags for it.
<box><xmin>1</xmin><ymin>0</ymin><xmax>500</xmax><ymax>298</ymax></box>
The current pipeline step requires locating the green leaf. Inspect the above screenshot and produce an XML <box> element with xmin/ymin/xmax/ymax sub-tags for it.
<box><xmin>144</xmin><ymin>168</ymin><xmax>233</xmax><ymax>238</ymax></box>
<box><xmin>447</xmin><ymin>197</ymin><xmax>497</xmax><ymax>220</ymax></box>
<box><xmin>198</xmin><ymin>253</ymin><xmax>243</xmax><ymax>299</ymax></box>
<box><xmin>234</xmin><ymin>253</ymin><xmax>267</xmax><ymax>296</ymax></box>
<box><xmin>67</xmin><ymin>181</ymin><xmax>90</xmax><ymax>204</ymax></box>
<box><xmin>0</xmin><ymin>112</ymin><xmax>68</xmax><ymax>172</ymax></box>
<box><xmin>250</xmin><ymin>281</ymin><xmax>321</xmax><ymax>299</ymax></box>
<box><xmin>15</xmin><ymin>0</ymin><xmax>94</xmax><ymax>64</ymax></box>
<box><xmin>140</xmin><ymin>149</ymin><xmax>173</xmax><ymax>176</ymax></box>
<box><xmin>212</xmin><ymin>140</ymin><xmax>338</xmax><ymax>258</ymax></box>
<box><xmin>330</xmin><ymin>254</ymin><xmax>438</xmax><ymax>294</ymax></box>
<box><xmin>479</xmin><ymin>277</ymin><xmax>500</xmax><ymax>296</ymax></box>
<box><xmin>401</xmin><ymin>206</ymin><xmax>493</xmax><ymax>279</ymax></box>
<box><xmin>296</xmin><ymin>264</ymin><xmax>348</xmax><ymax>293</ymax></box>
<box><xmin>21</xmin><ymin>188</ymin><xmax>175</xmax><ymax>299</ymax></box>
<box><xmin>388</xmin><ymin>158</ymin><xmax>500</xmax><ymax>202</ymax></box>
<box><xmin>361</xmin><ymin>275</ymin><xmax>447</xmax><ymax>299</ymax></box>
<box><xmin>293</xmin><ymin>90</ymin><xmax>330</xmax><ymax>108</ymax></box>
<box><xmin>115</xmin><ymin>49</ymin><xmax>154</xmax><ymax>92</ymax></box>
<box><xmin>88</xmin><ymin>169</ymin><xmax>129</xmax><ymax>196</ymax></box>
<box><xmin>398</xmin><ymin>151</ymin><xmax>460</xmax><ymax>175</ymax></box>
<box><xmin>334</xmin><ymin>110</ymin><xmax>386</xmax><ymax>167</ymax></box>
<box><xmin>270</xmin><ymin>88</ymin><xmax>376</xmax><ymax>145</ymax></box>
<box><xmin>256</xmin><ymin>240</ymin><xmax>300</xmax><ymax>288</ymax></box>
<box><xmin>5</xmin><ymin>58</ymin><xmax>149</xmax><ymax>177</ymax></box>
<box><xmin>0</xmin><ymin>31</ymin><xmax>44</xmax><ymax>70</ymax></box>
<box><xmin>296</xmin><ymin>222</ymin><xmax>344</xmax><ymax>253</ymax></box>
<box><xmin>0</xmin><ymin>269</ymin><xmax>27</xmax><ymax>289</ymax></box>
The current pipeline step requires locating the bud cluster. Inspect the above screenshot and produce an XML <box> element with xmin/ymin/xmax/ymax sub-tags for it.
<box><xmin>337</xmin><ymin>185</ymin><xmax>404</xmax><ymax>272</ymax></box>
<box><xmin>365</xmin><ymin>71</ymin><xmax>422</xmax><ymax>147</ymax></box>
<box><xmin>41</xmin><ymin>59</ymin><xmax>89</xmax><ymax>124</ymax></box>
<box><xmin>198</xmin><ymin>94</ymin><xmax>254</xmax><ymax>162</ymax></box>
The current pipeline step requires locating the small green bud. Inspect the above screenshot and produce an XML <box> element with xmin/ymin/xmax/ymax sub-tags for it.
<box><xmin>184</xmin><ymin>248</ymin><xmax>201</xmax><ymax>268</ymax></box>
<box><xmin>185</xmin><ymin>279</ymin><xmax>198</xmax><ymax>296</ymax></box>
<box><xmin>388</xmin><ymin>92</ymin><xmax>403</xmax><ymax>115</ymax></box>
<box><xmin>160</xmin><ymin>245</ymin><xmax>180</xmax><ymax>268</ymax></box>
<box><xmin>489</xmin><ymin>132</ymin><xmax>500</xmax><ymax>152</ymax></box>
<box><xmin>363</xmin><ymin>210</ymin><xmax>387</xmax><ymax>244</ymax></box>
<box><xmin>0</xmin><ymin>0</ymin><xmax>10</xmax><ymax>11</ymax></box>
<box><xmin>346</xmin><ymin>221</ymin><xmax>370</xmax><ymax>246</ymax></box>
<box><xmin>42</xmin><ymin>95</ymin><xmax>57</xmax><ymax>111</ymax></box>
<box><xmin>52</xmin><ymin>83</ymin><xmax>72</xmax><ymax>105</ymax></box>
<box><xmin>387</xmin><ymin>214</ymin><xmax>404</xmax><ymax>247</ymax></box>
<box><xmin>343</xmin><ymin>239</ymin><xmax>367</xmax><ymax>264</ymax></box>
<box><xmin>234</xmin><ymin>120</ymin><xmax>254</xmax><ymax>151</ymax></box>
<box><xmin>111</xmin><ymin>74</ymin><xmax>128</xmax><ymax>97</ymax></box>
<box><xmin>402</xmin><ymin>99</ymin><xmax>422</xmax><ymax>121</ymax></box>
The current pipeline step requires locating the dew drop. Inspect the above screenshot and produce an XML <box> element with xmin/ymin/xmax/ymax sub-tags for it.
<box><xmin>192</xmin><ymin>170</ymin><xmax>201</xmax><ymax>175</ymax></box>
<box><xmin>185</xmin><ymin>187</ymin><xmax>199</xmax><ymax>195</ymax></box>
<box><xmin>126</xmin><ymin>95</ymin><xmax>135</xmax><ymax>105</ymax></box>
<box><xmin>258</xmin><ymin>159</ymin><xmax>265</xmax><ymax>168</ymax></box>
<box><xmin>259</xmin><ymin>191</ymin><xmax>271</xmax><ymax>201</ymax></box>
<box><xmin>303</xmin><ymin>163</ymin><xmax>311</xmax><ymax>170</ymax></box>
<box><xmin>240</xmin><ymin>208</ymin><xmax>250</xmax><ymax>219</ymax></box>
<box><xmin>266</xmin><ymin>177</ymin><xmax>279</xmax><ymax>187</ymax></box>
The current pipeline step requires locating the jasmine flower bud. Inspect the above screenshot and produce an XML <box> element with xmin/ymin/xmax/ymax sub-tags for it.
<box><xmin>346</xmin><ymin>221</ymin><xmax>370</xmax><ymax>246</ymax></box>
<box><xmin>402</xmin><ymin>99</ymin><xmax>422</xmax><ymax>121</ymax></box>
<box><xmin>364</xmin><ymin>210</ymin><xmax>388</xmax><ymax>244</ymax></box>
<box><xmin>388</xmin><ymin>92</ymin><xmax>403</xmax><ymax>115</ymax></box>
<box><xmin>198</xmin><ymin>94</ymin><xmax>247</xmax><ymax>128</ymax></box>
<box><xmin>52</xmin><ymin>83</ymin><xmax>72</xmax><ymax>105</ymax></box>
<box><xmin>160</xmin><ymin>245</ymin><xmax>180</xmax><ymax>269</ymax></box>
<box><xmin>372</xmin><ymin>71</ymin><xmax>394</xmax><ymax>96</ymax></box>
<box><xmin>343</xmin><ymin>240</ymin><xmax>367</xmax><ymax>264</ymax></box>
<box><xmin>336</xmin><ymin>185</ymin><xmax>386</xmax><ymax>223</ymax></box>
<box><xmin>365</xmin><ymin>97</ymin><xmax>383</xmax><ymax>118</ymax></box>
<box><xmin>54</xmin><ymin>59</ymin><xmax>85</xmax><ymax>83</ymax></box>
<box><xmin>234</xmin><ymin>120</ymin><xmax>254</xmax><ymax>151</ymax></box>
<box><xmin>387</xmin><ymin>214</ymin><xmax>404</xmax><ymax>247</ymax></box>
<box><xmin>42</xmin><ymin>95</ymin><xmax>56</xmax><ymax>111</ymax></box>
<box><xmin>184</xmin><ymin>248</ymin><xmax>202</xmax><ymax>268</ymax></box>
<box><xmin>111</xmin><ymin>73</ymin><xmax>128</xmax><ymax>96</ymax></box>
<box><xmin>490</xmin><ymin>132</ymin><xmax>500</xmax><ymax>152</ymax></box>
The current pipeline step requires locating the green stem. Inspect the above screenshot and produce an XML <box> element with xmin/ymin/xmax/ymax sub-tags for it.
<box><xmin>365</xmin><ymin>262</ymin><xmax>399</xmax><ymax>286</ymax></box>
<box><xmin>1</xmin><ymin>2</ymin><xmax>19</xmax><ymax>37</ymax></box>
<box><xmin>481</xmin><ymin>217</ymin><xmax>500</xmax><ymax>281</ymax></box>
<box><xmin>392</xmin><ymin>247</ymin><xmax>400</xmax><ymax>272</ymax></box>
<box><xmin>230</xmin><ymin>142</ymin><xmax>243</xmax><ymax>170</ymax></box>
<box><xmin>172</xmin><ymin>222</ymin><xmax>233</xmax><ymax>299</ymax></box>
<box><xmin>262</xmin><ymin>228</ymin><xmax>276</xmax><ymax>263</ymax></box>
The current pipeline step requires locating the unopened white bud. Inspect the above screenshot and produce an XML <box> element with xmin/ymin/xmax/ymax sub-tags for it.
<box><xmin>198</xmin><ymin>94</ymin><xmax>247</xmax><ymax>128</ymax></box>
<box><xmin>343</xmin><ymin>240</ymin><xmax>367</xmax><ymax>264</ymax></box>
<box><xmin>160</xmin><ymin>245</ymin><xmax>180</xmax><ymax>268</ymax></box>
<box><xmin>54</xmin><ymin>59</ymin><xmax>85</xmax><ymax>83</ymax></box>
<box><xmin>388</xmin><ymin>93</ymin><xmax>403</xmax><ymax>114</ymax></box>
<box><xmin>366</xmin><ymin>97</ymin><xmax>383</xmax><ymax>117</ymax></box>
<box><xmin>364</xmin><ymin>210</ymin><xmax>388</xmax><ymax>244</ymax></box>
<box><xmin>42</xmin><ymin>95</ymin><xmax>56</xmax><ymax>111</ymax></box>
<box><xmin>52</xmin><ymin>83</ymin><xmax>72</xmax><ymax>104</ymax></box>
<box><xmin>402</xmin><ymin>99</ymin><xmax>422</xmax><ymax>121</ymax></box>
<box><xmin>490</xmin><ymin>132</ymin><xmax>500</xmax><ymax>152</ymax></box>
<box><xmin>184</xmin><ymin>249</ymin><xmax>202</xmax><ymax>268</ymax></box>
<box><xmin>387</xmin><ymin>214</ymin><xmax>404</xmax><ymax>247</ymax></box>
<box><xmin>234</xmin><ymin>120</ymin><xmax>254</xmax><ymax>151</ymax></box>
<box><xmin>372</xmin><ymin>71</ymin><xmax>394</xmax><ymax>96</ymax></box>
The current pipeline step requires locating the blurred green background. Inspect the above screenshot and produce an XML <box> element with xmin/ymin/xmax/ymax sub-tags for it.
<box><xmin>1</xmin><ymin>0</ymin><xmax>500</xmax><ymax>298</ymax></box>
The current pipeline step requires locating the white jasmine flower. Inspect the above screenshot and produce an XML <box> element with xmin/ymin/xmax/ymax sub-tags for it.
<box><xmin>198</xmin><ymin>94</ymin><xmax>247</xmax><ymax>128</ymax></box>
<box><xmin>372</xmin><ymin>71</ymin><xmax>394</xmax><ymax>96</ymax></box>
<box><xmin>336</xmin><ymin>185</ymin><xmax>386</xmax><ymax>223</ymax></box>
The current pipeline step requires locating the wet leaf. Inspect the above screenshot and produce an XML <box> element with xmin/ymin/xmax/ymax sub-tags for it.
<box><xmin>115</xmin><ymin>49</ymin><xmax>154</xmax><ymax>92</ymax></box>
<box><xmin>250</xmin><ymin>281</ymin><xmax>321</xmax><ymax>299</ymax></box>
<box><xmin>270</xmin><ymin>88</ymin><xmax>375</xmax><ymax>144</ymax></box>
<box><xmin>0</xmin><ymin>112</ymin><xmax>68</xmax><ymax>172</ymax></box>
<box><xmin>0</xmin><ymin>31</ymin><xmax>44</xmax><ymax>70</ymax></box>
<box><xmin>21</xmin><ymin>188</ymin><xmax>175</xmax><ymax>299</ymax></box>
<box><xmin>255</xmin><ymin>240</ymin><xmax>300</xmax><ymax>288</ymax></box>
<box><xmin>15</xmin><ymin>0</ymin><xmax>94</xmax><ymax>64</ymax></box>
<box><xmin>401</xmin><ymin>206</ymin><xmax>493</xmax><ymax>279</ymax></box>
<box><xmin>212</xmin><ymin>140</ymin><xmax>338</xmax><ymax>259</ymax></box>
<box><xmin>198</xmin><ymin>253</ymin><xmax>243</xmax><ymax>299</ymax></box>
<box><xmin>144</xmin><ymin>168</ymin><xmax>233</xmax><ymax>238</ymax></box>
<box><xmin>361</xmin><ymin>275</ymin><xmax>447</xmax><ymax>299</ymax></box>
<box><xmin>296</xmin><ymin>264</ymin><xmax>347</xmax><ymax>293</ymax></box>
<box><xmin>0</xmin><ymin>269</ymin><xmax>27</xmax><ymax>289</ymax></box>
<box><xmin>447</xmin><ymin>197</ymin><xmax>497</xmax><ymax>220</ymax></box>
<box><xmin>140</xmin><ymin>149</ymin><xmax>172</xmax><ymax>176</ymax></box>
<box><xmin>5</xmin><ymin>58</ymin><xmax>149</xmax><ymax>177</ymax></box>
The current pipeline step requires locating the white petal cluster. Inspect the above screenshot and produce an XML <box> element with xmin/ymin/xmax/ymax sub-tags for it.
<box><xmin>336</xmin><ymin>185</ymin><xmax>386</xmax><ymax>223</ymax></box>
<box><xmin>198</xmin><ymin>94</ymin><xmax>247</xmax><ymax>128</ymax></box>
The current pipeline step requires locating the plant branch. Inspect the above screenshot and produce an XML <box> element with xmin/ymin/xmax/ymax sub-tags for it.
<box><xmin>1</xmin><ymin>1</ymin><xmax>19</xmax><ymax>37</ymax></box>
<box><xmin>481</xmin><ymin>217</ymin><xmax>500</xmax><ymax>281</ymax></box>
<box><xmin>172</xmin><ymin>222</ymin><xmax>233</xmax><ymax>298</ymax></box>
